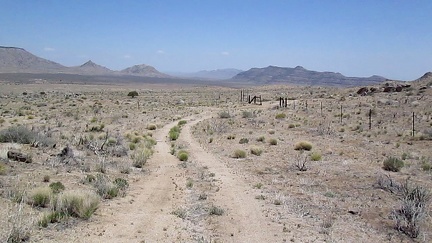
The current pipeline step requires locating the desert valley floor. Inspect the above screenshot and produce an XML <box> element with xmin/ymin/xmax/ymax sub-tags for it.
<box><xmin>0</xmin><ymin>80</ymin><xmax>431</xmax><ymax>242</ymax></box>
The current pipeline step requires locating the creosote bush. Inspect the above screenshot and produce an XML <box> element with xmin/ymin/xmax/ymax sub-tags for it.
<box><xmin>383</xmin><ymin>157</ymin><xmax>404</xmax><ymax>172</ymax></box>
<box><xmin>294</xmin><ymin>141</ymin><xmax>313</xmax><ymax>151</ymax></box>
<box><xmin>127</xmin><ymin>91</ymin><xmax>138</xmax><ymax>98</ymax></box>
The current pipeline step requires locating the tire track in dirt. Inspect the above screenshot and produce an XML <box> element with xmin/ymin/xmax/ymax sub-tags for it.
<box><xmin>70</xmin><ymin>119</ymin><xmax>192</xmax><ymax>242</ymax></box>
<box><xmin>181</xmin><ymin>115</ymin><xmax>283</xmax><ymax>242</ymax></box>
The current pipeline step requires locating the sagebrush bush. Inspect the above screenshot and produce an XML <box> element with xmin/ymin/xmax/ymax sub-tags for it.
<box><xmin>0</xmin><ymin>125</ymin><xmax>35</xmax><ymax>144</ymax></box>
<box><xmin>294</xmin><ymin>141</ymin><xmax>313</xmax><ymax>151</ymax></box>
<box><xmin>239</xmin><ymin>138</ymin><xmax>249</xmax><ymax>144</ymax></box>
<box><xmin>233</xmin><ymin>149</ymin><xmax>246</xmax><ymax>158</ymax></box>
<box><xmin>383</xmin><ymin>157</ymin><xmax>404</xmax><ymax>172</ymax></box>
<box><xmin>93</xmin><ymin>174</ymin><xmax>119</xmax><ymax>199</ymax></box>
<box><xmin>178</xmin><ymin>120</ymin><xmax>187</xmax><ymax>126</ymax></box>
<box><xmin>208</xmin><ymin>205</ymin><xmax>224</xmax><ymax>216</ymax></box>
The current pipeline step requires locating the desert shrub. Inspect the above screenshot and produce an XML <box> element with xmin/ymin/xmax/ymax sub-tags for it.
<box><xmin>169</xmin><ymin>126</ymin><xmax>180</xmax><ymax>141</ymax></box>
<box><xmin>127</xmin><ymin>91</ymin><xmax>138</xmax><ymax>98</ymax></box>
<box><xmin>392</xmin><ymin>182</ymin><xmax>430</xmax><ymax>238</ymax></box>
<box><xmin>256</xmin><ymin>136</ymin><xmax>265</xmax><ymax>142</ymax></box>
<box><xmin>55</xmin><ymin>190</ymin><xmax>100</xmax><ymax>219</ymax></box>
<box><xmin>93</xmin><ymin>174</ymin><xmax>119</xmax><ymax>199</ymax></box>
<box><xmin>294</xmin><ymin>141</ymin><xmax>312</xmax><ymax>151</ymax></box>
<box><xmin>132</xmin><ymin>148</ymin><xmax>152</xmax><ymax>168</ymax></box>
<box><xmin>208</xmin><ymin>205</ymin><xmax>224</xmax><ymax>216</ymax></box>
<box><xmin>275</xmin><ymin>113</ymin><xmax>286</xmax><ymax>119</ymax></box>
<box><xmin>178</xmin><ymin>120</ymin><xmax>187</xmax><ymax>126</ymax></box>
<box><xmin>383</xmin><ymin>157</ymin><xmax>404</xmax><ymax>172</ymax></box>
<box><xmin>0</xmin><ymin>162</ymin><xmax>7</xmax><ymax>175</ymax></box>
<box><xmin>269</xmin><ymin>138</ymin><xmax>278</xmax><ymax>145</ymax></box>
<box><xmin>0</xmin><ymin>125</ymin><xmax>35</xmax><ymax>144</ymax></box>
<box><xmin>147</xmin><ymin>124</ymin><xmax>157</xmax><ymax>130</ymax></box>
<box><xmin>129</xmin><ymin>142</ymin><xmax>136</xmax><ymax>150</ymax></box>
<box><xmin>250</xmin><ymin>146</ymin><xmax>263</xmax><ymax>156</ymax></box>
<box><xmin>113</xmin><ymin>178</ymin><xmax>129</xmax><ymax>191</ymax></box>
<box><xmin>218</xmin><ymin>111</ymin><xmax>231</xmax><ymax>119</ymax></box>
<box><xmin>38</xmin><ymin>211</ymin><xmax>66</xmax><ymax>227</ymax></box>
<box><xmin>310</xmin><ymin>152</ymin><xmax>322</xmax><ymax>161</ymax></box>
<box><xmin>49</xmin><ymin>182</ymin><xmax>65</xmax><ymax>193</ymax></box>
<box><xmin>268</xmin><ymin>129</ymin><xmax>275</xmax><ymax>134</ymax></box>
<box><xmin>239</xmin><ymin>138</ymin><xmax>249</xmax><ymax>144</ymax></box>
<box><xmin>242</xmin><ymin>111</ymin><xmax>254</xmax><ymax>118</ymax></box>
<box><xmin>233</xmin><ymin>149</ymin><xmax>246</xmax><ymax>159</ymax></box>
<box><xmin>30</xmin><ymin>187</ymin><xmax>52</xmax><ymax>207</ymax></box>
<box><xmin>171</xmin><ymin>208</ymin><xmax>187</xmax><ymax>219</ymax></box>
<box><xmin>288</xmin><ymin>123</ymin><xmax>296</xmax><ymax>128</ymax></box>
<box><xmin>186</xmin><ymin>178</ymin><xmax>193</xmax><ymax>188</ymax></box>
<box><xmin>177</xmin><ymin>150</ymin><xmax>189</xmax><ymax>161</ymax></box>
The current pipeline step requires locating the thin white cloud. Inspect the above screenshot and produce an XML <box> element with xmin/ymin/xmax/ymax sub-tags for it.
<box><xmin>44</xmin><ymin>47</ymin><xmax>55</xmax><ymax>51</ymax></box>
<box><xmin>157</xmin><ymin>50</ymin><xmax>165</xmax><ymax>54</ymax></box>
<box><xmin>221</xmin><ymin>51</ymin><xmax>230</xmax><ymax>56</ymax></box>
<box><xmin>123</xmin><ymin>54</ymin><xmax>132</xmax><ymax>59</ymax></box>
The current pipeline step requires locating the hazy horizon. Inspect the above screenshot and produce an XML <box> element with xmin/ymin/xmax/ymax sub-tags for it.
<box><xmin>1</xmin><ymin>0</ymin><xmax>431</xmax><ymax>80</ymax></box>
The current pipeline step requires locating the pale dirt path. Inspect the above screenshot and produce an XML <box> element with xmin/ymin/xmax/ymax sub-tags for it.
<box><xmin>62</xmin><ymin>119</ymin><xmax>193</xmax><ymax>243</ymax></box>
<box><xmin>180</xmin><ymin>114</ymin><xmax>284</xmax><ymax>242</ymax></box>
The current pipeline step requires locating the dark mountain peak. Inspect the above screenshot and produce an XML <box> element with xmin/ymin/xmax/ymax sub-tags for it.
<box><xmin>415</xmin><ymin>71</ymin><xmax>432</xmax><ymax>83</ymax></box>
<box><xmin>294</xmin><ymin>65</ymin><xmax>305</xmax><ymax>70</ymax></box>
<box><xmin>80</xmin><ymin>60</ymin><xmax>97</xmax><ymax>67</ymax></box>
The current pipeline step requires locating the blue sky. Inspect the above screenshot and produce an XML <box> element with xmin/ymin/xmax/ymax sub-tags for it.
<box><xmin>1</xmin><ymin>0</ymin><xmax>431</xmax><ymax>80</ymax></box>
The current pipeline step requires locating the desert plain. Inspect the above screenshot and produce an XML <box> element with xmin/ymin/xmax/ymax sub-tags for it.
<box><xmin>0</xmin><ymin>77</ymin><xmax>431</xmax><ymax>243</ymax></box>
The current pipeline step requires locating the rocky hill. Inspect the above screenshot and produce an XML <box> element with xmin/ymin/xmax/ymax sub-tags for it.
<box><xmin>70</xmin><ymin>60</ymin><xmax>114</xmax><ymax>75</ymax></box>
<box><xmin>120</xmin><ymin>64</ymin><xmax>170</xmax><ymax>78</ymax></box>
<box><xmin>0</xmin><ymin>46</ymin><xmax>67</xmax><ymax>73</ymax></box>
<box><xmin>232</xmin><ymin>65</ymin><xmax>387</xmax><ymax>86</ymax></box>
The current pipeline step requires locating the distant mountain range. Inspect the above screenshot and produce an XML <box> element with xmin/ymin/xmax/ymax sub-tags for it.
<box><xmin>169</xmin><ymin>69</ymin><xmax>243</xmax><ymax>80</ymax></box>
<box><xmin>0</xmin><ymin>46</ymin><xmax>168</xmax><ymax>78</ymax></box>
<box><xmin>233</xmin><ymin>65</ymin><xmax>387</xmax><ymax>86</ymax></box>
<box><xmin>0</xmin><ymin>45</ymin><xmax>402</xmax><ymax>86</ymax></box>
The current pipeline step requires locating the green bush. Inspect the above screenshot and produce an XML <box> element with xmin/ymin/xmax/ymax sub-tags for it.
<box><xmin>177</xmin><ymin>150</ymin><xmax>189</xmax><ymax>161</ymax></box>
<box><xmin>49</xmin><ymin>182</ymin><xmax>65</xmax><ymax>193</ymax></box>
<box><xmin>178</xmin><ymin>120</ymin><xmax>187</xmax><ymax>126</ymax></box>
<box><xmin>383</xmin><ymin>157</ymin><xmax>404</xmax><ymax>172</ymax></box>
<box><xmin>239</xmin><ymin>138</ymin><xmax>249</xmax><ymax>144</ymax></box>
<box><xmin>294</xmin><ymin>141</ymin><xmax>313</xmax><ymax>151</ymax></box>
<box><xmin>132</xmin><ymin>148</ymin><xmax>153</xmax><ymax>168</ymax></box>
<box><xmin>127</xmin><ymin>91</ymin><xmax>138</xmax><ymax>98</ymax></box>
<box><xmin>169</xmin><ymin>126</ymin><xmax>180</xmax><ymax>141</ymax></box>
<box><xmin>233</xmin><ymin>149</ymin><xmax>246</xmax><ymax>159</ymax></box>
<box><xmin>146</xmin><ymin>124</ymin><xmax>157</xmax><ymax>130</ymax></box>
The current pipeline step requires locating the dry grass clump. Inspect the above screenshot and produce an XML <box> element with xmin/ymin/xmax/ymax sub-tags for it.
<box><xmin>250</xmin><ymin>146</ymin><xmax>263</xmax><ymax>156</ymax></box>
<box><xmin>294</xmin><ymin>141</ymin><xmax>312</xmax><ymax>151</ymax></box>
<box><xmin>54</xmin><ymin>190</ymin><xmax>100</xmax><ymax>220</ymax></box>
<box><xmin>218</xmin><ymin>111</ymin><xmax>231</xmax><ymax>119</ymax></box>
<box><xmin>29</xmin><ymin>187</ymin><xmax>52</xmax><ymax>208</ymax></box>
<box><xmin>233</xmin><ymin>149</ymin><xmax>246</xmax><ymax>158</ymax></box>
<box><xmin>132</xmin><ymin>148</ymin><xmax>153</xmax><ymax>168</ymax></box>
<box><xmin>269</xmin><ymin>138</ymin><xmax>278</xmax><ymax>145</ymax></box>
<box><xmin>0</xmin><ymin>162</ymin><xmax>7</xmax><ymax>175</ymax></box>
<box><xmin>275</xmin><ymin>113</ymin><xmax>286</xmax><ymax>119</ymax></box>
<box><xmin>146</xmin><ymin>123</ymin><xmax>157</xmax><ymax>130</ymax></box>
<box><xmin>310</xmin><ymin>152</ymin><xmax>322</xmax><ymax>161</ymax></box>
<box><xmin>93</xmin><ymin>174</ymin><xmax>123</xmax><ymax>199</ymax></box>
<box><xmin>169</xmin><ymin>126</ymin><xmax>181</xmax><ymax>141</ymax></box>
